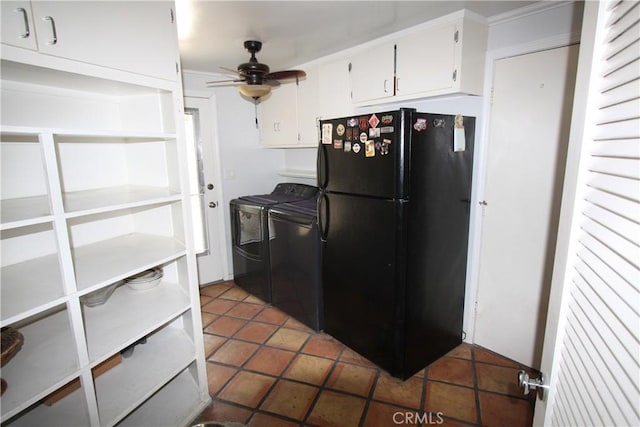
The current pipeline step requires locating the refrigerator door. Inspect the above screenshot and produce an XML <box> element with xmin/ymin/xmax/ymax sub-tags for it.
<box><xmin>317</xmin><ymin>110</ymin><xmax>412</xmax><ymax>199</ymax></box>
<box><xmin>403</xmin><ymin>113</ymin><xmax>475</xmax><ymax>375</ymax></box>
<box><xmin>320</xmin><ymin>191</ymin><xmax>407</xmax><ymax>374</ymax></box>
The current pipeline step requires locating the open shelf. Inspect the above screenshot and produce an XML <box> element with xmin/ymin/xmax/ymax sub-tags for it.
<box><xmin>0</xmin><ymin>253</ymin><xmax>65</xmax><ymax>325</ymax></box>
<box><xmin>82</xmin><ymin>281</ymin><xmax>190</xmax><ymax>362</ymax></box>
<box><xmin>5</xmin><ymin>382</ymin><xmax>91</xmax><ymax>427</ymax></box>
<box><xmin>94</xmin><ymin>322</ymin><xmax>195</xmax><ymax>426</ymax></box>
<box><xmin>62</xmin><ymin>185</ymin><xmax>181</xmax><ymax>217</ymax></box>
<box><xmin>118</xmin><ymin>364</ymin><xmax>206</xmax><ymax>427</ymax></box>
<box><xmin>0</xmin><ymin>308</ymin><xmax>79</xmax><ymax>422</ymax></box>
<box><xmin>72</xmin><ymin>233</ymin><xmax>185</xmax><ymax>292</ymax></box>
<box><xmin>0</xmin><ymin>196</ymin><xmax>52</xmax><ymax>229</ymax></box>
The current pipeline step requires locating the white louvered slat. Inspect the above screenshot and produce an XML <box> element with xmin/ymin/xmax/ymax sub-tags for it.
<box><xmin>581</xmin><ymin>217</ymin><xmax>639</xmax><ymax>268</ymax></box>
<box><xmin>604</xmin><ymin>19</ymin><xmax>639</xmax><ymax>59</ymax></box>
<box><xmin>601</xmin><ymin>60</ymin><xmax>639</xmax><ymax>92</ymax></box>
<box><xmin>591</xmin><ymin>138</ymin><xmax>640</xmax><ymax>158</ymax></box>
<box><xmin>598</xmin><ymin>78</ymin><xmax>640</xmax><ymax>108</ymax></box>
<box><xmin>585</xmin><ymin>187</ymin><xmax>640</xmax><ymax>224</ymax></box>
<box><xmin>602</xmin><ymin>39</ymin><xmax>640</xmax><ymax>76</ymax></box>
<box><xmin>592</xmin><ymin>116</ymin><xmax>640</xmax><ymax>140</ymax></box>
<box><xmin>583</xmin><ymin>201</ymin><xmax>640</xmax><ymax>246</ymax></box>
<box><xmin>586</xmin><ymin>170</ymin><xmax>640</xmax><ymax>201</ymax></box>
<box><xmin>606</xmin><ymin>0</ymin><xmax>636</xmax><ymax>23</ymax></box>
<box><xmin>597</xmin><ymin>98</ymin><xmax>640</xmax><ymax>124</ymax></box>
<box><xmin>588</xmin><ymin>156</ymin><xmax>640</xmax><ymax>179</ymax></box>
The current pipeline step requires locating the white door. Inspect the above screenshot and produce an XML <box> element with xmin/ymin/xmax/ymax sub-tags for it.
<box><xmin>184</xmin><ymin>97</ymin><xmax>227</xmax><ymax>285</ymax></box>
<box><xmin>533</xmin><ymin>1</ymin><xmax>640</xmax><ymax>424</ymax></box>
<box><xmin>474</xmin><ymin>45</ymin><xmax>579</xmax><ymax>368</ymax></box>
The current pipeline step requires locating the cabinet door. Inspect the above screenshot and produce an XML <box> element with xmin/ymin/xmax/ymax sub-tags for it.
<box><xmin>1</xmin><ymin>1</ymin><xmax>37</xmax><ymax>50</ymax></box>
<box><xmin>349</xmin><ymin>41</ymin><xmax>395</xmax><ymax>104</ymax></box>
<box><xmin>396</xmin><ymin>22</ymin><xmax>456</xmax><ymax>96</ymax></box>
<box><xmin>30</xmin><ymin>1</ymin><xmax>179</xmax><ymax>81</ymax></box>
<box><xmin>260</xmin><ymin>81</ymin><xmax>298</xmax><ymax>147</ymax></box>
<box><xmin>318</xmin><ymin>58</ymin><xmax>353</xmax><ymax>119</ymax></box>
<box><xmin>297</xmin><ymin>68</ymin><xmax>319</xmax><ymax>146</ymax></box>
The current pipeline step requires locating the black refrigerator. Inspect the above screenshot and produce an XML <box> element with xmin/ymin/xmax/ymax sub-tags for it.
<box><xmin>318</xmin><ymin>108</ymin><xmax>474</xmax><ymax>379</ymax></box>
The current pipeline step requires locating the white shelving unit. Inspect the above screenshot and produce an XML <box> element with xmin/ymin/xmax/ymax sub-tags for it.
<box><xmin>0</xmin><ymin>2</ymin><xmax>210</xmax><ymax>425</ymax></box>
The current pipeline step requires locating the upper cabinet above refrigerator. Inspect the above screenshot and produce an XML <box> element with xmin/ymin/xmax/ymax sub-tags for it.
<box><xmin>349</xmin><ymin>10</ymin><xmax>488</xmax><ymax>106</ymax></box>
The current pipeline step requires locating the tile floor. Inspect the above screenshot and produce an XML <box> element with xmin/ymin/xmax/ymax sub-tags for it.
<box><xmin>193</xmin><ymin>281</ymin><xmax>536</xmax><ymax>427</ymax></box>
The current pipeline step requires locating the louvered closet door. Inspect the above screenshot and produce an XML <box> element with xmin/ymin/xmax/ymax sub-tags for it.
<box><xmin>534</xmin><ymin>1</ymin><xmax>640</xmax><ymax>425</ymax></box>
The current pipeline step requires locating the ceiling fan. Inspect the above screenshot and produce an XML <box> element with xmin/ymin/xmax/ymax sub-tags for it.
<box><xmin>206</xmin><ymin>40</ymin><xmax>306</xmax><ymax>100</ymax></box>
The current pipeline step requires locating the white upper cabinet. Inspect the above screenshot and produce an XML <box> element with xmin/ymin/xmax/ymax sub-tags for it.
<box><xmin>1</xmin><ymin>1</ymin><xmax>179</xmax><ymax>81</ymax></box>
<box><xmin>349</xmin><ymin>11</ymin><xmax>488</xmax><ymax>106</ymax></box>
<box><xmin>297</xmin><ymin>68</ymin><xmax>320</xmax><ymax>146</ymax></box>
<box><xmin>260</xmin><ymin>80</ymin><xmax>299</xmax><ymax>147</ymax></box>
<box><xmin>395</xmin><ymin>21</ymin><xmax>457</xmax><ymax>97</ymax></box>
<box><xmin>349</xmin><ymin>40</ymin><xmax>396</xmax><ymax>104</ymax></box>
<box><xmin>1</xmin><ymin>1</ymin><xmax>37</xmax><ymax>50</ymax></box>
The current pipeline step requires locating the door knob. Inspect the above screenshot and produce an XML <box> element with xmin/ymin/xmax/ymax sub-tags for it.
<box><xmin>518</xmin><ymin>370</ymin><xmax>548</xmax><ymax>400</ymax></box>
<box><xmin>207</xmin><ymin>184</ymin><xmax>214</xmax><ymax>190</ymax></box>
<box><xmin>209</xmin><ymin>202</ymin><xmax>217</xmax><ymax>208</ymax></box>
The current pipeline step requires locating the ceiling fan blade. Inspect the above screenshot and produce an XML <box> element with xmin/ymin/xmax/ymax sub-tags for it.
<box><xmin>219</xmin><ymin>66</ymin><xmax>240</xmax><ymax>75</ymax></box>
<box><xmin>205</xmin><ymin>79</ymin><xmax>245</xmax><ymax>87</ymax></box>
<box><xmin>264</xmin><ymin>79</ymin><xmax>281</xmax><ymax>87</ymax></box>
<box><xmin>265</xmin><ymin>70</ymin><xmax>306</xmax><ymax>81</ymax></box>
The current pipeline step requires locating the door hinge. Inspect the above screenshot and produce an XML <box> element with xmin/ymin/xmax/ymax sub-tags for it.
<box><xmin>454</xmin><ymin>30</ymin><xmax>459</xmax><ymax>43</ymax></box>
<box><xmin>453</xmin><ymin>69</ymin><xmax>457</xmax><ymax>82</ymax></box>
<box><xmin>348</xmin><ymin>62</ymin><xmax>352</xmax><ymax>72</ymax></box>
<box><xmin>176</xmin><ymin>62</ymin><xmax>179</xmax><ymax>74</ymax></box>
<box><xmin>170</xmin><ymin>8</ymin><xmax>175</xmax><ymax>24</ymax></box>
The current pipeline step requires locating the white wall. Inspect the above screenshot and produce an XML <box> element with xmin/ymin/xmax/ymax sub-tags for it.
<box><xmin>182</xmin><ymin>70</ymin><xmax>285</xmax><ymax>278</ymax></box>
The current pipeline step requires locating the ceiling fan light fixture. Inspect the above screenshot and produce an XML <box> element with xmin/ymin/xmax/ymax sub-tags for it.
<box><xmin>238</xmin><ymin>84</ymin><xmax>271</xmax><ymax>99</ymax></box>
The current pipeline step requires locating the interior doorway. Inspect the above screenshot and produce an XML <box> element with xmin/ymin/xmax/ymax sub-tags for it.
<box><xmin>473</xmin><ymin>45</ymin><xmax>579</xmax><ymax>368</ymax></box>
<box><xmin>184</xmin><ymin>97</ymin><xmax>227</xmax><ymax>285</ymax></box>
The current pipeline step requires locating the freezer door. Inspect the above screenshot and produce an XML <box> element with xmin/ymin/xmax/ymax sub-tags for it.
<box><xmin>317</xmin><ymin>110</ymin><xmax>411</xmax><ymax>199</ymax></box>
<box><xmin>320</xmin><ymin>192</ymin><xmax>407</xmax><ymax>374</ymax></box>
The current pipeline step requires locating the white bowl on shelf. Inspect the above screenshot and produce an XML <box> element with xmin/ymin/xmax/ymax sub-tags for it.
<box><xmin>124</xmin><ymin>267</ymin><xmax>162</xmax><ymax>291</ymax></box>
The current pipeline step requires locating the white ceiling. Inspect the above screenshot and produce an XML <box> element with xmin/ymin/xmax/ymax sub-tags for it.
<box><xmin>177</xmin><ymin>1</ymin><xmax>538</xmax><ymax>75</ymax></box>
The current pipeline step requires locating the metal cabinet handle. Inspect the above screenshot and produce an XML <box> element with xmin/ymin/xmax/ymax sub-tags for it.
<box><xmin>209</xmin><ymin>202</ymin><xmax>217</xmax><ymax>208</ymax></box>
<box><xmin>16</xmin><ymin>7</ymin><xmax>30</xmax><ymax>38</ymax></box>
<box><xmin>384</xmin><ymin>79</ymin><xmax>389</xmax><ymax>93</ymax></box>
<box><xmin>43</xmin><ymin>16</ymin><xmax>57</xmax><ymax>45</ymax></box>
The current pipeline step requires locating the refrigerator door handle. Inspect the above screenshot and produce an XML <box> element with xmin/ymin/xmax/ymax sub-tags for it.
<box><xmin>318</xmin><ymin>193</ymin><xmax>329</xmax><ymax>242</ymax></box>
<box><xmin>317</xmin><ymin>144</ymin><xmax>328</xmax><ymax>189</ymax></box>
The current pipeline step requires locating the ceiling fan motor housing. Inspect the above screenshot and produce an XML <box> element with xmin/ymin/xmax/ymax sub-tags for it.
<box><xmin>238</xmin><ymin>40</ymin><xmax>270</xmax><ymax>83</ymax></box>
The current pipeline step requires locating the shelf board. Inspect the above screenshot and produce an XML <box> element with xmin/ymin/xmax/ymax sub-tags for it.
<box><xmin>94</xmin><ymin>326</ymin><xmax>195</xmax><ymax>426</ymax></box>
<box><xmin>0</xmin><ymin>310</ymin><xmax>79</xmax><ymax>422</ymax></box>
<box><xmin>6</xmin><ymin>385</ymin><xmax>91</xmax><ymax>427</ymax></box>
<box><xmin>72</xmin><ymin>233</ymin><xmax>186</xmax><ymax>291</ymax></box>
<box><xmin>83</xmin><ymin>281</ymin><xmax>190</xmax><ymax>362</ymax></box>
<box><xmin>1</xmin><ymin>254</ymin><xmax>65</xmax><ymax>325</ymax></box>
<box><xmin>118</xmin><ymin>367</ymin><xmax>207</xmax><ymax>427</ymax></box>
<box><xmin>0</xmin><ymin>195</ymin><xmax>52</xmax><ymax>230</ymax></box>
<box><xmin>62</xmin><ymin>185</ymin><xmax>181</xmax><ymax>217</ymax></box>
<box><xmin>0</xmin><ymin>125</ymin><xmax>176</xmax><ymax>141</ymax></box>
<box><xmin>278</xmin><ymin>169</ymin><xmax>316</xmax><ymax>179</ymax></box>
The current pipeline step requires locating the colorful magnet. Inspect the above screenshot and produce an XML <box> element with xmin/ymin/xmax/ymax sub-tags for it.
<box><xmin>433</xmin><ymin>118</ymin><xmax>446</xmax><ymax>128</ymax></box>
<box><xmin>383</xmin><ymin>138</ymin><xmax>392</xmax><ymax>145</ymax></box>
<box><xmin>380</xmin><ymin>126</ymin><xmax>394</xmax><ymax>134</ymax></box>
<box><xmin>347</xmin><ymin>118</ymin><xmax>358</xmax><ymax>127</ymax></box>
<box><xmin>344</xmin><ymin>141</ymin><xmax>352</xmax><ymax>152</ymax></box>
<box><xmin>322</xmin><ymin>123</ymin><xmax>333</xmax><ymax>144</ymax></box>
<box><xmin>369</xmin><ymin>114</ymin><xmax>380</xmax><ymax>129</ymax></box>
<box><xmin>381</xmin><ymin>142</ymin><xmax>390</xmax><ymax>156</ymax></box>
<box><xmin>334</xmin><ymin>139</ymin><xmax>343</xmax><ymax>149</ymax></box>
<box><xmin>454</xmin><ymin>114</ymin><xmax>466</xmax><ymax>152</ymax></box>
<box><xmin>413</xmin><ymin>118</ymin><xmax>427</xmax><ymax>132</ymax></box>
<box><xmin>352</xmin><ymin>143</ymin><xmax>361</xmax><ymax>154</ymax></box>
<box><xmin>365</xmin><ymin>140</ymin><xmax>375</xmax><ymax>157</ymax></box>
<box><xmin>359</xmin><ymin>132</ymin><xmax>368</xmax><ymax>143</ymax></box>
<box><xmin>346</xmin><ymin>128</ymin><xmax>353</xmax><ymax>140</ymax></box>
<box><xmin>381</xmin><ymin>115</ymin><xmax>393</xmax><ymax>125</ymax></box>
<box><xmin>369</xmin><ymin>127</ymin><xmax>381</xmax><ymax>138</ymax></box>
<box><xmin>336</xmin><ymin>124</ymin><xmax>345</xmax><ymax>136</ymax></box>
<box><xmin>359</xmin><ymin>116</ymin><xmax>369</xmax><ymax>130</ymax></box>
<box><xmin>375</xmin><ymin>141</ymin><xmax>382</xmax><ymax>150</ymax></box>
